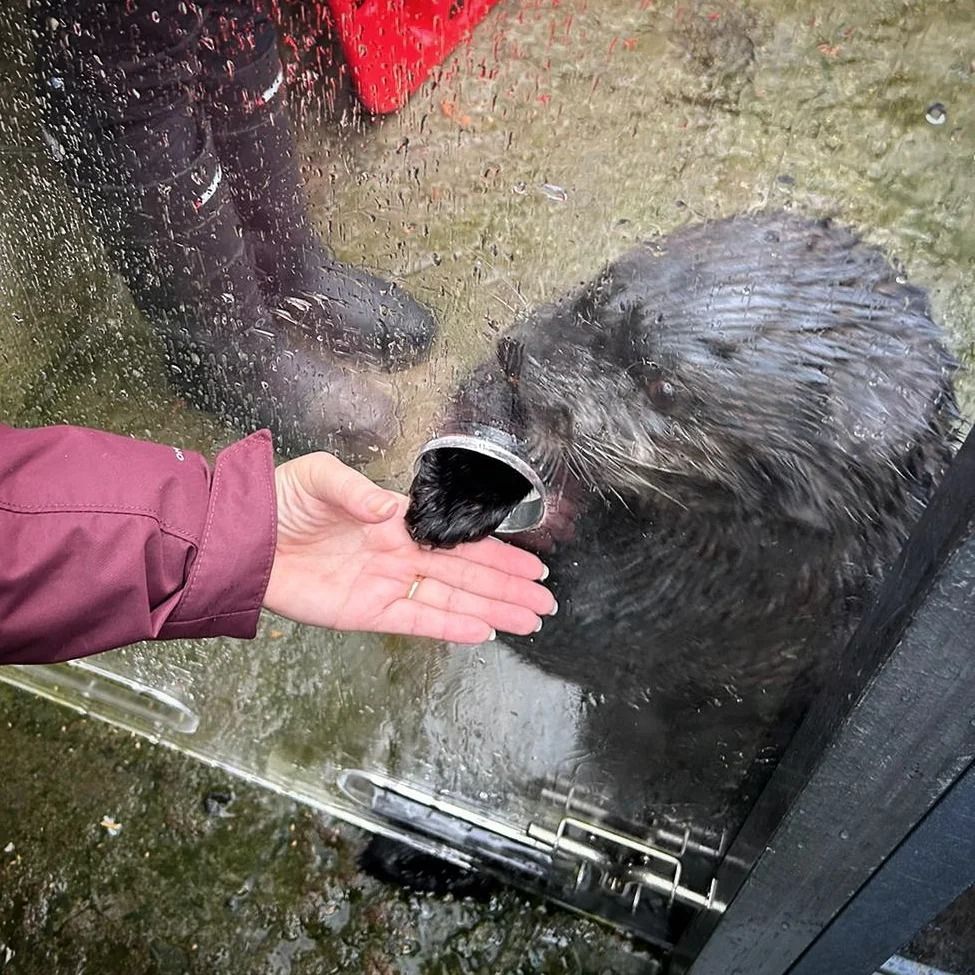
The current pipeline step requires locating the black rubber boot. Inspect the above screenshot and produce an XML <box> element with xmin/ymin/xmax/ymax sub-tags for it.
<box><xmin>201</xmin><ymin>32</ymin><xmax>438</xmax><ymax>372</ymax></box>
<box><xmin>95</xmin><ymin>135</ymin><xmax>398</xmax><ymax>461</ymax></box>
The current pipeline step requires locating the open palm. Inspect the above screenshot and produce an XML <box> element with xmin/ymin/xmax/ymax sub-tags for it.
<box><xmin>263</xmin><ymin>452</ymin><xmax>556</xmax><ymax>643</ymax></box>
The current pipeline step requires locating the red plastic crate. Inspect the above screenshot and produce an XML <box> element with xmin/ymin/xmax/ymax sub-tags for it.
<box><xmin>325</xmin><ymin>0</ymin><xmax>503</xmax><ymax>114</ymax></box>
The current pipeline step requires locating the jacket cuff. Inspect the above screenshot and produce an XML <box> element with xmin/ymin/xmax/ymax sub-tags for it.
<box><xmin>159</xmin><ymin>431</ymin><xmax>277</xmax><ymax>641</ymax></box>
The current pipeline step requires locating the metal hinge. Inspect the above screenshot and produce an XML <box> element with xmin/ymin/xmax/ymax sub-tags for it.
<box><xmin>527</xmin><ymin>815</ymin><xmax>724</xmax><ymax>913</ymax></box>
<box><xmin>338</xmin><ymin>770</ymin><xmax>726</xmax><ymax>918</ymax></box>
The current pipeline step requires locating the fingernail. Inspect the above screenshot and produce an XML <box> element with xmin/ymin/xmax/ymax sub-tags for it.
<box><xmin>488</xmin><ymin>628</ymin><xmax>498</xmax><ymax>641</ymax></box>
<box><xmin>534</xmin><ymin>618</ymin><xmax>544</xmax><ymax>633</ymax></box>
<box><xmin>549</xmin><ymin>599</ymin><xmax>559</xmax><ymax>616</ymax></box>
<box><xmin>369</xmin><ymin>494</ymin><xmax>398</xmax><ymax>518</ymax></box>
<box><xmin>538</xmin><ymin>563</ymin><xmax>550</xmax><ymax>581</ymax></box>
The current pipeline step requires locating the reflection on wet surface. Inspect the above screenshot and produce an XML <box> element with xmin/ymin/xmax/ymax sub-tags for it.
<box><xmin>1</xmin><ymin>0</ymin><xmax>974</xmax><ymax>966</ymax></box>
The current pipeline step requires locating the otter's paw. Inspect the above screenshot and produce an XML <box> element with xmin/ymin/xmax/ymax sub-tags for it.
<box><xmin>406</xmin><ymin>447</ymin><xmax>531</xmax><ymax>547</ymax></box>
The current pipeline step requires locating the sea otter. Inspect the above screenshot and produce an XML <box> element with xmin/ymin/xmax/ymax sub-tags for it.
<box><xmin>405</xmin><ymin>212</ymin><xmax>958</xmax><ymax>829</ymax></box>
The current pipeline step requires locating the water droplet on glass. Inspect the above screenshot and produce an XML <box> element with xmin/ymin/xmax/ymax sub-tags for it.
<box><xmin>540</xmin><ymin>183</ymin><xmax>568</xmax><ymax>202</ymax></box>
<box><xmin>925</xmin><ymin>103</ymin><xmax>947</xmax><ymax>126</ymax></box>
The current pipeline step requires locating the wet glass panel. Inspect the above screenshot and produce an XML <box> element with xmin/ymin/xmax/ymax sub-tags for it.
<box><xmin>2</xmin><ymin>0</ymin><xmax>973</xmax><ymax>956</ymax></box>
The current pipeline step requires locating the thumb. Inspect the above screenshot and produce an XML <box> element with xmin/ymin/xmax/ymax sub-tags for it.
<box><xmin>359</xmin><ymin>487</ymin><xmax>403</xmax><ymax>523</ymax></box>
<box><xmin>296</xmin><ymin>452</ymin><xmax>405</xmax><ymax>524</ymax></box>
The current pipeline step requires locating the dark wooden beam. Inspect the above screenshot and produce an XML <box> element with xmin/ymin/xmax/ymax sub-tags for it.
<box><xmin>673</xmin><ymin>427</ymin><xmax>975</xmax><ymax>975</ymax></box>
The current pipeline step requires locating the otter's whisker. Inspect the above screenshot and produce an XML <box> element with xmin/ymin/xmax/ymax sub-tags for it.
<box><xmin>473</xmin><ymin>251</ymin><xmax>531</xmax><ymax>311</ymax></box>
<box><xmin>490</xmin><ymin>293</ymin><xmax>518</xmax><ymax>315</ymax></box>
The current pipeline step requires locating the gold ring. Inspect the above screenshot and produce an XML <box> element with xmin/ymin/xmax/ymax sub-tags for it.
<box><xmin>407</xmin><ymin>576</ymin><xmax>423</xmax><ymax>600</ymax></box>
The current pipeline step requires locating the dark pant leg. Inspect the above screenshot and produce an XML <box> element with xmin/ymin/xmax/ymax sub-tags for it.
<box><xmin>194</xmin><ymin>0</ymin><xmax>438</xmax><ymax>370</ymax></box>
<box><xmin>195</xmin><ymin>1</ymin><xmax>318</xmax><ymax>290</ymax></box>
<box><xmin>36</xmin><ymin>0</ymin><xmax>205</xmax><ymax>185</ymax></box>
<box><xmin>33</xmin><ymin>0</ymin><xmax>268</xmax><ymax>410</ymax></box>
<box><xmin>199</xmin><ymin>0</ymin><xmax>279</xmax><ymax>70</ymax></box>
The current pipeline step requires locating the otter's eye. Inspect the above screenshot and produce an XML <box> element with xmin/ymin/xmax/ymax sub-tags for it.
<box><xmin>647</xmin><ymin>379</ymin><xmax>677</xmax><ymax>410</ymax></box>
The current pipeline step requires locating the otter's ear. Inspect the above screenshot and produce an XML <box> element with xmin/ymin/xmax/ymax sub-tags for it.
<box><xmin>571</xmin><ymin>266</ymin><xmax>632</xmax><ymax>330</ymax></box>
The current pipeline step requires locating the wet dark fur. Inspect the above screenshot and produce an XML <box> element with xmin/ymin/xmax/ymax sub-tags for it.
<box><xmin>407</xmin><ymin>213</ymin><xmax>958</xmax><ymax>830</ymax></box>
<box><xmin>407</xmin><ymin>448</ymin><xmax>531</xmax><ymax>547</ymax></box>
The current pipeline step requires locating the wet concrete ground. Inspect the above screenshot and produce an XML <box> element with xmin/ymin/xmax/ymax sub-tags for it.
<box><xmin>0</xmin><ymin>685</ymin><xmax>655</xmax><ymax>975</ymax></box>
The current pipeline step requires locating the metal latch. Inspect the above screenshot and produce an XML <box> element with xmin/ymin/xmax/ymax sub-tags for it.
<box><xmin>527</xmin><ymin>816</ymin><xmax>724</xmax><ymax>913</ymax></box>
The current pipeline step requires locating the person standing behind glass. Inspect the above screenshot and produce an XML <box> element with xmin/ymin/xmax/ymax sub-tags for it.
<box><xmin>35</xmin><ymin>0</ymin><xmax>438</xmax><ymax>461</ymax></box>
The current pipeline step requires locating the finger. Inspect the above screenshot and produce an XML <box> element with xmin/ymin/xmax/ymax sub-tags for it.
<box><xmin>298</xmin><ymin>452</ymin><xmax>406</xmax><ymax>523</ymax></box>
<box><xmin>412</xmin><ymin>551</ymin><xmax>557</xmax><ymax>616</ymax></box>
<box><xmin>436</xmin><ymin>534</ymin><xmax>549</xmax><ymax>581</ymax></box>
<box><xmin>379</xmin><ymin>600</ymin><xmax>495</xmax><ymax>645</ymax></box>
<box><xmin>408</xmin><ymin>577</ymin><xmax>542</xmax><ymax>637</ymax></box>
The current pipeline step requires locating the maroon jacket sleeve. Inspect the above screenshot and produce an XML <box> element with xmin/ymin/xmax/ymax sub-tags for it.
<box><xmin>0</xmin><ymin>425</ymin><xmax>277</xmax><ymax>665</ymax></box>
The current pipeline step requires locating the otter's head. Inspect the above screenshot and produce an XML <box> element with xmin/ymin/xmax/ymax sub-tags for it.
<box><xmin>408</xmin><ymin>215</ymin><xmax>957</xmax><ymax>548</ymax></box>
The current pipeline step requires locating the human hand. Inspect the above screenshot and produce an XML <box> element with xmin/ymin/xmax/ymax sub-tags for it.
<box><xmin>263</xmin><ymin>452</ymin><xmax>557</xmax><ymax>643</ymax></box>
